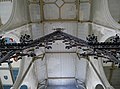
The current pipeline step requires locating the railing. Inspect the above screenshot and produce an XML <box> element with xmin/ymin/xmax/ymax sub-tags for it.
<box><xmin>0</xmin><ymin>30</ymin><xmax>120</xmax><ymax>66</ymax></box>
<box><xmin>37</xmin><ymin>79</ymin><xmax>48</xmax><ymax>89</ymax></box>
<box><xmin>76</xmin><ymin>79</ymin><xmax>86</xmax><ymax>89</ymax></box>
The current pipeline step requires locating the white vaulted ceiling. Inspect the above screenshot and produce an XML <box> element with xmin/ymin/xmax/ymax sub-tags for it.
<box><xmin>0</xmin><ymin>0</ymin><xmax>120</xmax><ymax>30</ymax></box>
<box><xmin>0</xmin><ymin>0</ymin><xmax>91</xmax><ymax>31</ymax></box>
<box><xmin>0</xmin><ymin>1</ymin><xmax>13</xmax><ymax>24</ymax></box>
<box><xmin>0</xmin><ymin>0</ymin><xmax>120</xmax><ymax>31</ymax></box>
<box><xmin>108</xmin><ymin>0</ymin><xmax>120</xmax><ymax>23</ymax></box>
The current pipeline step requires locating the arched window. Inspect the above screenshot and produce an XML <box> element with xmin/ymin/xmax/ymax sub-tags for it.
<box><xmin>20</xmin><ymin>85</ymin><xmax>28</xmax><ymax>89</ymax></box>
<box><xmin>3</xmin><ymin>37</ymin><xmax>16</xmax><ymax>43</ymax></box>
<box><xmin>95</xmin><ymin>84</ymin><xmax>104</xmax><ymax>89</ymax></box>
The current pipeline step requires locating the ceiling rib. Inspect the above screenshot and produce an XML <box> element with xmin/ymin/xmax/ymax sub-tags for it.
<box><xmin>0</xmin><ymin>0</ymin><xmax>12</xmax><ymax>2</ymax></box>
<box><xmin>39</xmin><ymin>0</ymin><xmax>44</xmax><ymax>22</ymax></box>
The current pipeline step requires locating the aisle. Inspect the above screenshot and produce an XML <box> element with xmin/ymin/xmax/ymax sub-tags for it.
<box><xmin>46</xmin><ymin>85</ymin><xmax>83</xmax><ymax>89</ymax></box>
